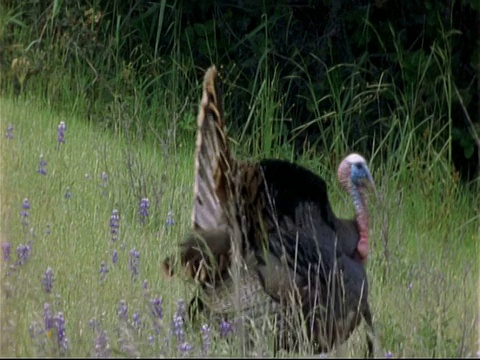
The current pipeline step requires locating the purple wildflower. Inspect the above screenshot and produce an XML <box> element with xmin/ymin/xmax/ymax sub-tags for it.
<box><xmin>42</xmin><ymin>267</ymin><xmax>54</xmax><ymax>293</ymax></box>
<box><xmin>100</xmin><ymin>172</ymin><xmax>108</xmax><ymax>186</ymax></box>
<box><xmin>150</xmin><ymin>297</ymin><xmax>163</xmax><ymax>336</ymax></box>
<box><xmin>29</xmin><ymin>320</ymin><xmax>49</xmax><ymax>352</ymax></box>
<box><xmin>57</xmin><ymin>121</ymin><xmax>66</xmax><ymax>144</ymax></box>
<box><xmin>219</xmin><ymin>319</ymin><xmax>234</xmax><ymax>337</ymax></box>
<box><xmin>178</xmin><ymin>342</ymin><xmax>192</xmax><ymax>355</ymax></box>
<box><xmin>28</xmin><ymin>323</ymin><xmax>36</xmax><ymax>339</ymax></box>
<box><xmin>142</xmin><ymin>280</ymin><xmax>148</xmax><ymax>290</ymax></box>
<box><xmin>37</xmin><ymin>154</ymin><xmax>47</xmax><ymax>175</ymax></box>
<box><xmin>16</xmin><ymin>243</ymin><xmax>31</xmax><ymax>266</ymax></box>
<box><xmin>99</xmin><ymin>172</ymin><xmax>108</xmax><ymax>197</ymax></box>
<box><xmin>166</xmin><ymin>210</ymin><xmax>175</xmax><ymax>226</ymax></box>
<box><xmin>172</xmin><ymin>300</ymin><xmax>186</xmax><ymax>342</ymax></box>
<box><xmin>64</xmin><ymin>188</ymin><xmax>72</xmax><ymax>199</ymax></box>
<box><xmin>99</xmin><ymin>262</ymin><xmax>109</xmax><ymax>280</ymax></box>
<box><xmin>88</xmin><ymin>319</ymin><xmax>98</xmax><ymax>331</ymax></box>
<box><xmin>138</xmin><ymin>198</ymin><xmax>150</xmax><ymax>224</ymax></box>
<box><xmin>54</xmin><ymin>312</ymin><xmax>68</xmax><ymax>352</ymax></box>
<box><xmin>201</xmin><ymin>324</ymin><xmax>211</xmax><ymax>355</ymax></box>
<box><xmin>44</xmin><ymin>303</ymin><xmax>54</xmax><ymax>332</ymax></box>
<box><xmin>20</xmin><ymin>198</ymin><xmax>30</xmax><ymax>224</ymax></box>
<box><xmin>93</xmin><ymin>330</ymin><xmax>110</xmax><ymax>358</ymax></box>
<box><xmin>150</xmin><ymin>297</ymin><xmax>163</xmax><ymax>320</ymax></box>
<box><xmin>22</xmin><ymin>198</ymin><xmax>30</xmax><ymax>210</ymax></box>
<box><xmin>385</xmin><ymin>351</ymin><xmax>393</xmax><ymax>358</ymax></box>
<box><xmin>109</xmin><ymin>209</ymin><xmax>120</xmax><ymax>242</ymax></box>
<box><xmin>5</xmin><ymin>123</ymin><xmax>13</xmax><ymax>139</ymax></box>
<box><xmin>128</xmin><ymin>249</ymin><xmax>140</xmax><ymax>280</ymax></box>
<box><xmin>132</xmin><ymin>312</ymin><xmax>141</xmax><ymax>329</ymax></box>
<box><xmin>2</xmin><ymin>242</ymin><xmax>11</xmax><ymax>262</ymax></box>
<box><xmin>118</xmin><ymin>300</ymin><xmax>128</xmax><ymax>321</ymax></box>
<box><xmin>112</xmin><ymin>250</ymin><xmax>118</xmax><ymax>265</ymax></box>
<box><xmin>177</xmin><ymin>299</ymin><xmax>186</xmax><ymax>315</ymax></box>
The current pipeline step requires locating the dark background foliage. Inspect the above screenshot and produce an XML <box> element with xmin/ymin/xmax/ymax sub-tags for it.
<box><xmin>1</xmin><ymin>0</ymin><xmax>479</xmax><ymax>181</ymax></box>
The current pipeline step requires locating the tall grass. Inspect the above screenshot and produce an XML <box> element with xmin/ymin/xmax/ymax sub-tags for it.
<box><xmin>1</xmin><ymin>85</ymin><xmax>478</xmax><ymax>357</ymax></box>
<box><xmin>1</xmin><ymin>2</ymin><xmax>479</xmax><ymax>358</ymax></box>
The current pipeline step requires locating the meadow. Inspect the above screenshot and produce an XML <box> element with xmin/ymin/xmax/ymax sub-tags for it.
<box><xmin>0</xmin><ymin>2</ymin><xmax>479</xmax><ymax>355</ymax></box>
<box><xmin>0</xmin><ymin>82</ymin><xmax>478</xmax><ymax>357</ymax></box>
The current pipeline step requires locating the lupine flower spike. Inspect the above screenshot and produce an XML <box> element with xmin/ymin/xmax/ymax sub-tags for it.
<box><xmin>118</xmin><ymin>300</ymin><xmax>128</xmax><ymax>321</ymax></box>
<box><xmin>150</xmin><ymin>297</ymin><xmax>163</xmax><ymax>320</ymax></box>
<box><xmin>20</xmin><ymin>198</ymin><xmax>30</xmax><ymax>226</ymax></box>
<box><xmin>109</xmin><ymin>210</ymin><xmax>120</xmax><ymax>243</ymax></box>
<box><xmin>99</xmin><ymin>262</ymin><xmax>109</xmax><ymax>281</ymax></box>
<box><xmin>16</xmin><ymin>244</ymin><xmax>31</xmax><ymax>266</ymax></box>
<box><xmin>54</xmin><ymin>312</ymin><xmax>68</xmax><ymax>353</ymax></box>
<box><xmin>88</xmin><ymin>319</ymin><xmax>98</xmax><ymax>332</ymax></box>
<box><xmin>42</xmin><ymin>267</ymin><xmax>54</xmax><ymax>293</ymax></box>
<box><xmin>128</xmin><ymin>249</ymin><xmax>140</xmax><ymax>280</ymax></box>
<box><xmin>173</xmin><ymin>300</ymin><xmax>192</xmax><ymax>355</ymax></box>
<box><xmin>172</xmin><ymin>300</ymin><xmax>186</xmax><ymax>343</ymax></box>
<box><xmin>112</xmin><ymin>250</ymin><xmax>118</xmax><ymax>265</ymax></box>
<box><xmin>150</xmin><ymin>297</ymin><xmax>163</xmax><ymax>336</ymax></box>
<box><xmin>37</xmin><ymin>154</ymin><xmax>47</xmax><ymax>175</ymax></box>
<box><xmin>201</xmin><ymin>324</ymin><xmax>212</xmax><ymax>355</ymax></box>
<box><xmin>2</xmin><ymin>242</ymin><xmax>11</xmax><ymax>262</ymax></box>
<box><xmin>93</xmin><ymin>330</ymin><xmax>110</xmax><ymax>358</ymax></box>
<box><xmin>5</xmin><ymin>123</ymin><xmax>13</xmax><ymax>139</ymax></box>
<box><xmin>132</xmin><ymin>313</ymin><xmax>141</xmax><ymax>329</ymax></box>
<box><xmin>44</xmin><ymin>303</ymin><xmax>54</xmax><ymax>333</ymax></box>
<box><xmin>166</xmin><ymin>210</ymin><xmax>175</xmax><ymax>226</ymax></box>
<box><xmin>64</xmin><ymin>188</ymin><xmax>72</xmax><ymax>199</ymax></box>
<box><xmin>219</xmin><ymin>319</ymin><xmax>234</xmax><ymax>337</ymax></box>
<box><xmin>178</xmin><ymin>342</ymin><xmax>192</xmax><ymax>355</ymax></box>
<box><xmin>57</xmin><ymin>121</ymin><xmax>66</xmax><ymax>144</ymax></box>
<box><xmin>139</xmin><ymin>198</ymin><xmax>150</xmax><ymax>224</ymax></box>
<box><xmin>100</xmin><ymin>172</ymin><xmax>108</xmax><ymax>197</ymax></box>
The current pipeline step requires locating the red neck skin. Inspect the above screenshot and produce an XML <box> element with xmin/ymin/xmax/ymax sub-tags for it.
<box><xmin>338</xmin><ymin>159</ymin><xmax>370</xmax><ymax>264</ymax></box>
<box><xmin>350</xmin><ymin>185</ymin><xmax>369</xmax><ymax>263</ymax></box>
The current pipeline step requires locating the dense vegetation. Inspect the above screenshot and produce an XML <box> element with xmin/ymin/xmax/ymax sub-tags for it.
<box><xmin>1</xmin><ymin>0</ymin><xmax>479</xmax><ymax>181</ymax></box>
<box><xmin>0</xmin><ymin>0</ymin><xmax>478</xmax><ymax>358</ymax></box>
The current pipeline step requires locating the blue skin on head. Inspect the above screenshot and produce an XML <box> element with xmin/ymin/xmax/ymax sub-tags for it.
<box><xmin>350</xmin><ymin>162</ymin><xmax>370</xmax><ymax>187</ymax></box>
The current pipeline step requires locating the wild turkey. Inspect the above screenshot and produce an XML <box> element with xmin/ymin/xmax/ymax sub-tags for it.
<box><xmin>162</xmin><ymin>66</ymin><xmax>376</xmax><ymax>356</ymax></box>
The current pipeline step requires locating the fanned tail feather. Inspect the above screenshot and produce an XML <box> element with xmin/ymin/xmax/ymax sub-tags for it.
<box><xmin>162</xmin><ymin>66</ymin><xmax>234</xmax><ymax>284</ymax></box>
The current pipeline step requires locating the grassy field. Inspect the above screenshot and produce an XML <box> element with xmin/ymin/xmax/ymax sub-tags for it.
<box><xmin>0</xmin><ymin>89</ymin><xmax>478</xmax><ymax>358</ymax></box>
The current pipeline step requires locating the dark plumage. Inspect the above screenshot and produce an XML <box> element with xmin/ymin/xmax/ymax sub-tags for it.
<box><xmin>162</xmin><ymin>66</ymin><xmax>376</xmax><ymax>356</ymax></box>
<box><xmin>259</xmin><ymin>159</ymin><xmax>361</xmax><ymax>259</ymax></box>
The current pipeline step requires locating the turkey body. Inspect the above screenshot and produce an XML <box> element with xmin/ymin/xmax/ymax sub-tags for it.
<box><xmin>253</xmin><ymin>158</ymin><xmax>374</xmax><ymax>354</ymax></box>
<box><xmin>259</xmin><ymin>158</ymin><xmax>362</xmax><ymax>259</ymax></box>
<box><xmin>162</xmin><ymin>66</ymin><xmax>375</xmax><ymax>357</ymax></box>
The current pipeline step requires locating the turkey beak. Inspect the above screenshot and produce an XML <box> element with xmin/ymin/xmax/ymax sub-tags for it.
<box><xmin>359</xmin><ymin>167</ymin><xmax>376</xmax><ymax>196</ymax></box>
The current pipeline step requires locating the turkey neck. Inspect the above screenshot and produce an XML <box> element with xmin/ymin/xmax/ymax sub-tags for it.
<box><xmin>350</xmin><ymin>185</ymin><xmax>369</xmax><ymax>263</ymax></box>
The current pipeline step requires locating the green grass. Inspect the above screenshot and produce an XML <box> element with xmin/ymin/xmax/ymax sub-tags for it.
<box><xmin>1</xmin><ymin>1</ymin><xmax>478</xmax><ymax>356</ymax></box>
<box><xmin>0</xmin><ymin>95</ymin><xmax>199</xmax><ymax>357</ymax></box>
<box><xmin>1</xmin><ymin>90</ymin><xmax>478</xmax><ymax>358</ymax></box>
